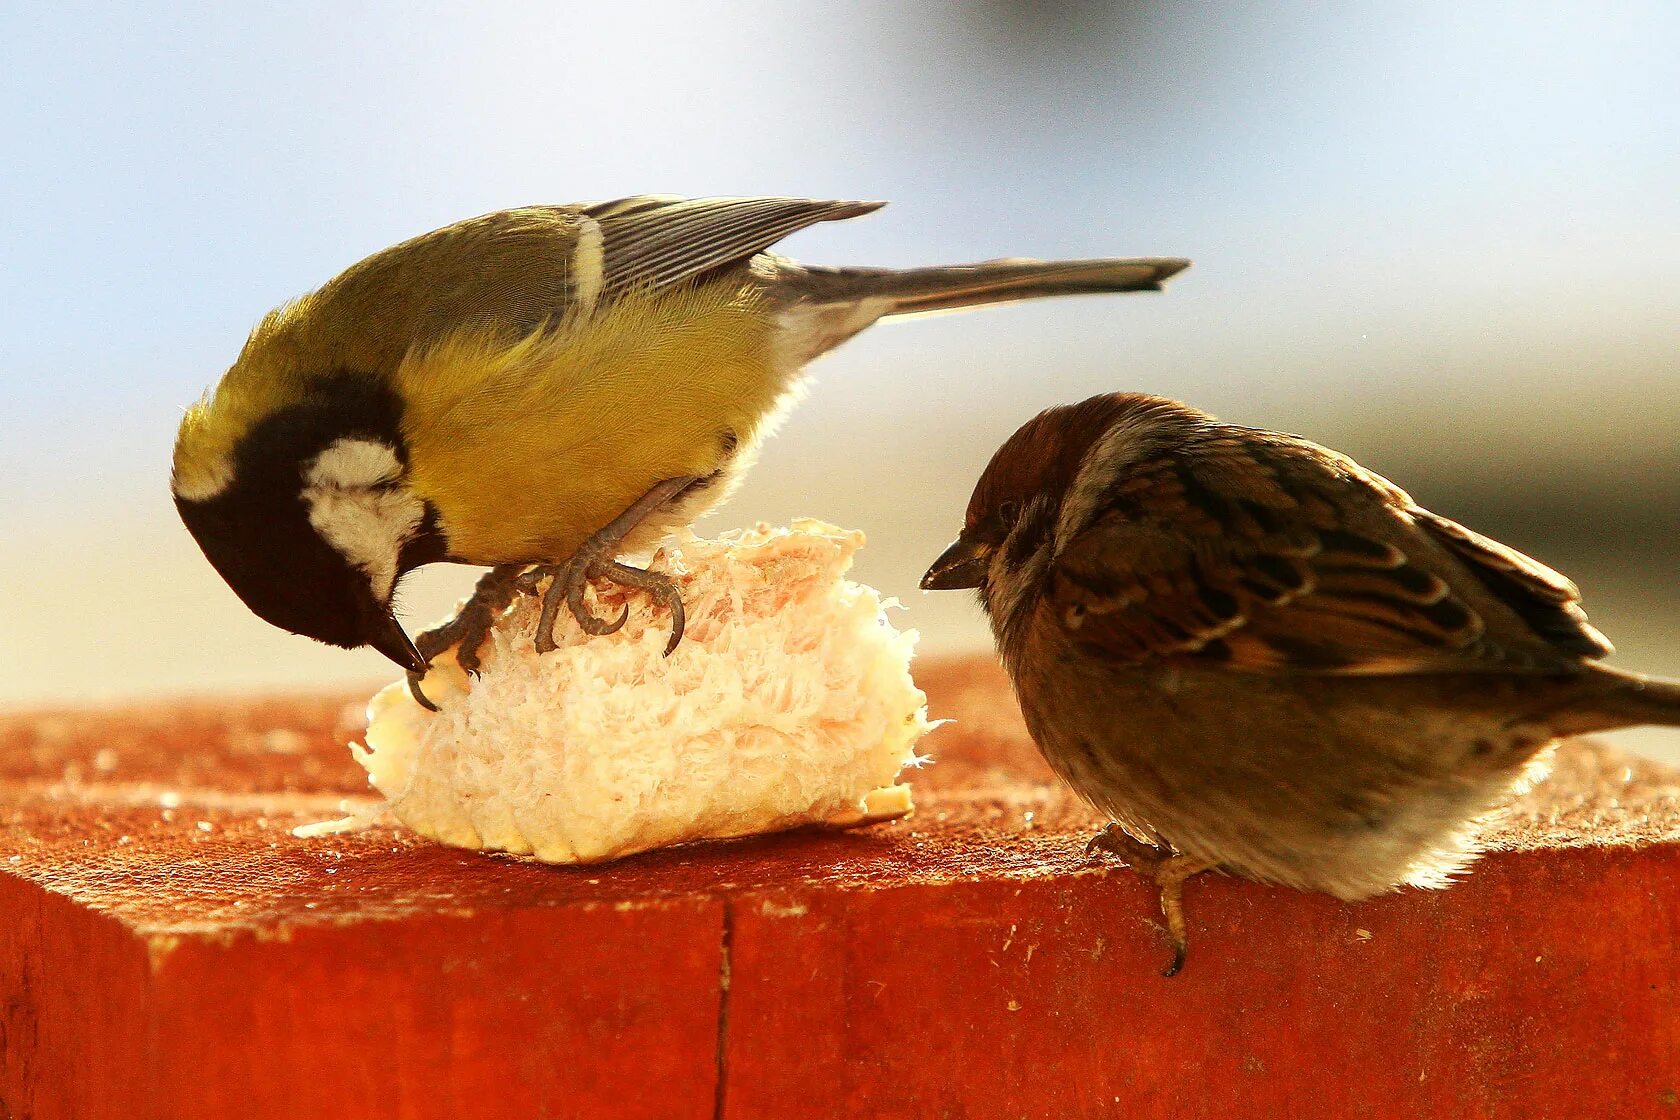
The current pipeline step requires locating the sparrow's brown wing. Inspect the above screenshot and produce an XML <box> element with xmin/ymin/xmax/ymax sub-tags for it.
<box><xmin>1411</xmin><ymin>509</ymin><xmax>1610</xmax><ymax>658</ymax></box>
<box><xmin>1045</xmin><ymin>427</ymin><xmax>1607</xmax><ymax>674</ymax></box>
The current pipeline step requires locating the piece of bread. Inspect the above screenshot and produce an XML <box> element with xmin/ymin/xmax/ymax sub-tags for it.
<box><xmin>311</xmin><ymin>521</ymin><xmax>931</xmax><ymax>863</ymax></box>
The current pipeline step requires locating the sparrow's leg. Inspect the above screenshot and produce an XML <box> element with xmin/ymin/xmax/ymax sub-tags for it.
<box><xmin>406</xmin><ymin>564</ymin><xmax>527</xmax><ymax>711</ymax></box>
<box><xmin>526</xmin><ymin>476</ymin><xmax>700</xmax><ymax>656</ymax></box>
<box><xmin>1085</xmin><ymin>824</ymin><xmax>1214</xmax><ymax>978</ymax></box>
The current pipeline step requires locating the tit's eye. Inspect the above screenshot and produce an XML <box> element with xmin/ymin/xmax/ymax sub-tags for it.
<box><xmin>998</xmin><ymin>499</ymin><xmax>1022</xmax><ymax>524</ymax></box>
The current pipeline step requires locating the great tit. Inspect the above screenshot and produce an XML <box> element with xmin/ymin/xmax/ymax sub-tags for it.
<box><xmin>172</xmin><ymin>196</ymin><xmax>1189</xmax><ymax>680</ymax></box>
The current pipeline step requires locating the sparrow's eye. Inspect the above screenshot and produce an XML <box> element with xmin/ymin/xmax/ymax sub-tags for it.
<box><xmin>998</xmin><ymin>499</ymin><xmax>1021</xmax><ymax>525</ymax></box>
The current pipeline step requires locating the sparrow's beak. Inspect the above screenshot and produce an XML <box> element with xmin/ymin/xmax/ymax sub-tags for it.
<box><xmin>368</xmin><ymin>608</ymin><xmax>428</xmax><ymax>674</ymax></box>
<box><xmin>921</xmin><ymin>535</ymin><xmax>993</xmax><ymax>591</ymax></box>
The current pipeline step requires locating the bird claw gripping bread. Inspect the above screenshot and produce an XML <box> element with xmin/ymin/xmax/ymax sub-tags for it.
<box><xmin>322</xmin><ymin>521</ymin><xmax>931</xmax><ymax>864</ymax></box>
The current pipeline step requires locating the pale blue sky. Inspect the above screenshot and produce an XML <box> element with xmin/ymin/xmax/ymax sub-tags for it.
<box><xmin>2</xmin><ymin>3</ymin><xmax>1677</xmax><ymax>730</ymax></box>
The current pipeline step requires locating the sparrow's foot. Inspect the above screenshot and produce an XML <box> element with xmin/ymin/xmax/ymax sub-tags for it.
<box><xmin>406</xmin><ymin>564</ymin><xmax>526</xmax><ymax>711</ymax></box>
<box><xmin>1083</xmin><ymin>823</ymin><xmax>1172</xmax><ymax>866</ymax></box>
<box><xmin>1085</xmin><ymin>824</ymin><xmax>1214</xmax><ymax>977</ymax></box>
<box><xmin>527</xmin><ymin>475</ymin><xmax>701</xmax><ymax>656</ymax></box>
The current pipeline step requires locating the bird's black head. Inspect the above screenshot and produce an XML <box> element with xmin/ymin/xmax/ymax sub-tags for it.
<box><xmin>172</xmin><ymin>372</ymin><xmax>444</xmax><ymax>672</ymax></box>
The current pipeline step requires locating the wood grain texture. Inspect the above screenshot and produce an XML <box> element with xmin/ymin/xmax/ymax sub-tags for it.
<box><xmin>2</xmin><ymin>655</ymin><xmax>1677</xmax><ymax>1119</ymax></box>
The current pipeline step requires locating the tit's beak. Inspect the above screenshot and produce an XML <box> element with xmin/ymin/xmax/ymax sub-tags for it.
<box><xmin>921</xmin><ymin>536</ymin><xmax>993</xmax><ymax>591</ymax></box>
<box><xmin>367</xmin><ymin>609</ymin><xmax>428</xmax><ymax>674</ymax></box>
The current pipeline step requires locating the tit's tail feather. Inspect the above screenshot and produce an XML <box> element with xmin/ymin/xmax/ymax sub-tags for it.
<box><xmin>776</xmin><ymin>256</ymin><xmax>1189</xmax><ymax>363</ymax></box>
<box><xmin>1554</xmin><ymin>665</ymin><xmax>1680</xmax><ymax>735</ymax></box>
<box><xmin>790</xmin><ymin>257</ymin><xmax>1190</xmax><ymax>317</ymax></box>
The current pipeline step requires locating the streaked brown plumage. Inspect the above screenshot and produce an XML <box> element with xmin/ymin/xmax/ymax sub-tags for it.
<box><xmin>923</xmin><ymin>392</ymin><xmax>1680</xmax><ymax>972</ymax></box>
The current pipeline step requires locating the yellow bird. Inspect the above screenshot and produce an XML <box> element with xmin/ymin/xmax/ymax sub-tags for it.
<box><xmin>172</xmin><ymin>196</ymin><xmax>1188</xmax><ymax>692</ymax></box>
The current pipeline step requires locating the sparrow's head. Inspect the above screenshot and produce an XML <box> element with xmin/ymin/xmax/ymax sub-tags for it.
<box><xmin>172</xmin><ymin>371</ymin><xmax>442</xmax><ymax>672</ymax></box>
<box><xmin>921</xmin><ymin>393</ymin><xmax>1202</xmax><ymax>629</ymax></box>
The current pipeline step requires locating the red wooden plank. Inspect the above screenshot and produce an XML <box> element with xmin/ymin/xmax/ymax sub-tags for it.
<box><xmin>1</xmin><ymin>656</ymin><xmax>1676</xmax><ymax>1119</ymax></box>
<box><xmin>0</xmin><ymin>877</ymin><xmax>150</xmax><ymax>1120</ymax></box>
<box><xmin>721</xmin><ymin>843</ymin><xmax>1680</xmax><ymax>1120</ymax></box>
<box><xmin>147</xmin><ymin>901</ymin><xmax>724</xmax><ymax>1120</ymax></box>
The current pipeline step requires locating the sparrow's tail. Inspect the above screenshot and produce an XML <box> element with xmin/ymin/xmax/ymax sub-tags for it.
<box><xmin>775</xmin><ymin>256</ymin><xmax>1190</xmax><ymax>362</ymax></box>
<box><xmin>1552</xmin><ymin>665</ymin><xmax>1680</xmax><ymax>735</ymax></box>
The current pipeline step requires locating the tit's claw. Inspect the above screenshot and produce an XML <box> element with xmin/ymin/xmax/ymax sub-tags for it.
<box><xmin>520</xmin><ymin>474</ymin><xmax>702</xmax><ymax>655</ymax></box>
<box><xmin>603</xmin><ymin>560</ymin><xmax>685</xmax><ymax>655</ymax></box>
<box><xmin>642</xmin><ymin>570</ymin><xmax>686</xmax><ymax>656</ymax></box>
<box><xmin>527</xmin><ymin>551</ymin><xmax>686</xmax><ymax>654</ymax></box>
<box><xmin>663</xmin><ymin>603</ymin><xmax>685</xmax><ymax>657</ymax></box>
<box><xmin>530</xmin><ymin>551</ymin><xmax>626</xmax><ymax>651</ymax></box>
<box><xmin>575</xmin><ymin>597</ymin><xmax>632</xmax><ymax>636</ymax></box>
<box><xmin>567</xmin><ymin>560</ymin><xmax>632</xmax><ymax>636</ymax></box>
<box><xmin>404</xmin><ymin>564</ymin><xmax>524</xmax><ymax>710</ymax></box>
<box><xmin>533</xmin><ymin>560</ymin><xmax>573</xmax><ymax>654</ymax></box>
<box><xmin>406</xmin><ymin>669</ymin><xmax>440</xmax><ymax>713</ymax></box>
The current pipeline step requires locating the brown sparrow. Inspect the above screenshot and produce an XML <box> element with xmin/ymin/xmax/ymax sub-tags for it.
<box><xmin>922</xmin><ymin>392</ymin><xmax>1680</xmax><ymax>974</ymax></box>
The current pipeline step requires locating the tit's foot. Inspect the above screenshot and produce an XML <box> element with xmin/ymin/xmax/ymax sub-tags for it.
<box><xmin>520</xmin><ymin>474</ymin><xmax>702</xmax><ymax>657</ymax></box>
<box><xmin>527</xmin><ymin>550</ymin><xmax>686</xmax><ymax>656</ymax></box>
<box><xmin>1085</xmin><ymin>824</ymin><xmax>1214</xmax><ymax>977</ymax></box>
<box><xmin>406</xmin><ymin>565</ymin><xmax>525</xmax><ymax>711</ymax></box>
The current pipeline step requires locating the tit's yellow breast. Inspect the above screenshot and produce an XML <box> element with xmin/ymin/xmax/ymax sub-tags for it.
<box><xmin>398</xmin><ymin>278</ymin><xmax>789</xmax><ymax>564</ymax></box>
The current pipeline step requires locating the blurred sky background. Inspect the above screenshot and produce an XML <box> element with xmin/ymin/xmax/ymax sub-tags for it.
<box><xmin>1</xmin><ymin>2</ymin><xmax>1676</xmax><ymax>753</ymax></box>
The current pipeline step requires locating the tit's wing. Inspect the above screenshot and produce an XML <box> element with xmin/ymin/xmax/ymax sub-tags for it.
<box><xmin>1045</xmin><ymin>428</ymin><xmax>1609</xmax><ymax>674</ymax></box>
<box><xmin>296</xmin><ymin>199</ymin><xmax>883</xmax><ymax>365</ymax></box>
<box><xmin>580</xmin><ymin>196</ymin><xmax>884</xmax><ymax>298</ymax></box>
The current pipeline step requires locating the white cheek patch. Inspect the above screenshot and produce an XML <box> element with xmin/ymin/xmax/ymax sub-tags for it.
<box><xmin>306</xmin><ymin>438</ymin><xmax>404</xmax><ymax>490</ymax></box>
<box><xmin>303</xmin><ymin>439</ymin><xmax>423</xmax><ymax>601</ymax></box>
